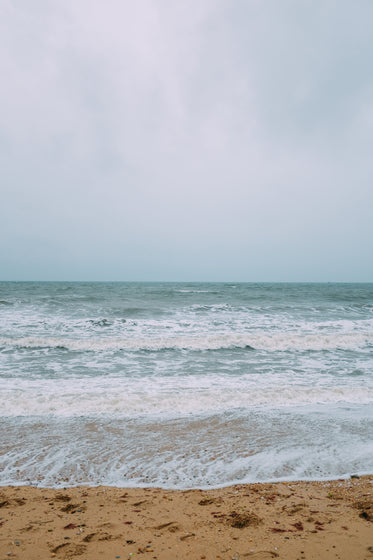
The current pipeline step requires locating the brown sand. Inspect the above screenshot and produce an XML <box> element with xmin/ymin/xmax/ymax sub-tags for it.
<box><xmin>0</xmin><ymin>476</ymin><xmax>372</xmax><ymax>559</ymax></box>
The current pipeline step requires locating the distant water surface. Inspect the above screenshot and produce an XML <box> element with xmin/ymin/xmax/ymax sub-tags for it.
<box><xmin>0</xmin><ymin>282</ymin><xmax>372</xmax><ymax>488</ymax></box>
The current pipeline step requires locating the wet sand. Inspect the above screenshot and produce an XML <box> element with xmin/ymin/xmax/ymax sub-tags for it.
<box><xmin>0</xmin><ymin>476</ymin><xmax>372</xmax><ymax>559</ymax></box>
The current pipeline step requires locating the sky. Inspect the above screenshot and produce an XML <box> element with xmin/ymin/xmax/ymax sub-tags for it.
<box><xmin>1</xmin><ymin>0</ymin><xmax>373</xmax><ymax>282</ymax></box>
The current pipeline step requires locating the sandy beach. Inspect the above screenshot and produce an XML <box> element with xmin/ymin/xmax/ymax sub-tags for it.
<box><xmin>0</xmin><ymin>476</ymin><xmax>372</xmax><ymax>559</ymax></box>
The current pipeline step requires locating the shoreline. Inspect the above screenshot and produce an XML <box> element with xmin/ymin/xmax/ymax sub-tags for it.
<box><xmin>0</xmin><ymin>476</ymin><xmax>372</xmax><ymax>559</ymax></box>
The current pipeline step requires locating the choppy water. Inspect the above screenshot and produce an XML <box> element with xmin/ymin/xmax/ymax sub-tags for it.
<box><xmin>0</xmin><ymin>282</ymin><xmax>372</xmax><ymax>488</ymax></box>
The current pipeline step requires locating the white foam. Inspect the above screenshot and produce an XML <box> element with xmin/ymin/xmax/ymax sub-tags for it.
<box><xmin>1</xmin><ymin>374</ymin><xmax>372</xmax><ymax>417</ymax></box>
<box><xmin>0</xmin><ymin>331</ymin><xmax>372</xmax><ymax>352</ymax></box>
<box><xmin>1</xmin><ymin>410</ymin><xmax>372</xmax><ymax>489</ymax></box>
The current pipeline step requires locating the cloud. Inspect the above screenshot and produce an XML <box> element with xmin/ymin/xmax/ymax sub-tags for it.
<box><xmin>0</xmin><ymin>1</ymin><xmax>372</xmax><ymax>280</ymax></box>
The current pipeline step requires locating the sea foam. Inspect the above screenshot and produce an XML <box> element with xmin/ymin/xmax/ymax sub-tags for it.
<box><xmin>0</xmin><ymin>330</ymin><xmax>372</xmax><ymax>352</ymax></box>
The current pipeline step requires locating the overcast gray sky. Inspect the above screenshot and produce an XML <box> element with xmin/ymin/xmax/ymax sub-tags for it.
<box><xmin>1</xmin><ymin>0</ymin><xmax>372</xmax><ymax>281</ymax></box>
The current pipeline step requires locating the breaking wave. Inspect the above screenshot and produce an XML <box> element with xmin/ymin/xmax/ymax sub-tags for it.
<box><xmin>0</xmin><ymin>331</ymin><xmax>372</xmax><ymax>352</ymax></box>
<box><xmin>2</xmin><ymin>377</ymin><xmax>373</xmax><ymax>417</ymax></box>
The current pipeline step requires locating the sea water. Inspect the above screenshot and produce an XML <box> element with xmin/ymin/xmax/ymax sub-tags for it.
<box><xmin>0</xmin><ymin>282</ymin><xmax>372</xmax><ymax>488</ymax></box>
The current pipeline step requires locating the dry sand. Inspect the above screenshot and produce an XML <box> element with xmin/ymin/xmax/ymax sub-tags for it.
<box><xmin>0</xmin><ymin>476</ymin><xmax>372</xmax><ymax>559</ymax></box>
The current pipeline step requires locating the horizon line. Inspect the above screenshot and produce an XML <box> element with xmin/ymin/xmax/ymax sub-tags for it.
<box><xmin>0</xmin><ymin>279</ymin><xmax>372</xmax><ymax>284</ymax></box>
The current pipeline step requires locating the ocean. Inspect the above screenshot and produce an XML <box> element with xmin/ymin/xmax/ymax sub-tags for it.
<box><xmin>0</xmin><ymin>282</ymin><xmax>372</xmax><ymax>489</ymax></box>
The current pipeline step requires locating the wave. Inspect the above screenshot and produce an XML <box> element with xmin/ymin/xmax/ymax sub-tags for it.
<box><xmin>176</xmin><ymin>289</ymin><xmax>218</xmax><ymax>294</ymax></box>
<box><xmin>1</xmin><ymin>380</ymin><xmax>372</xmax><ymax>417</ymax></box>
<box><xmin>0</xmin><ymin>331</ymin><xmax>372</xmax><ymax>352</ymax></box>
<box><xmin>88</xmin><ymin>318</ymin><xmax>113</xmax><ymax>327</ymax></box>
